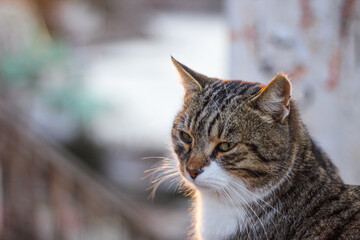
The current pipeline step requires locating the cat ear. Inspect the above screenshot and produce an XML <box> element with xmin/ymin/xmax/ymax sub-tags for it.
<box><xmin>171</xmin><ymin>56</ymin><xmax>209</xmax><ymax>93</ymax></box>
<box><xmin>251</xmin><ymin>73</ymin><xmax>292</xmax><ymax>122</ymax></box>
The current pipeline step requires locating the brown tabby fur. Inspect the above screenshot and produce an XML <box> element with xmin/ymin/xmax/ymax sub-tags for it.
<box><xmin>170</xmin><ymin>57</ymin><xmax>360</xmax><ymax>240</ymax></box>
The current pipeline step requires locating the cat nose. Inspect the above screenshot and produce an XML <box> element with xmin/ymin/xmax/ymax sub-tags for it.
<box><xmin>186</xmin><ymin>167</ymin><xmax>203</xmax><ymax>179</ymax></box>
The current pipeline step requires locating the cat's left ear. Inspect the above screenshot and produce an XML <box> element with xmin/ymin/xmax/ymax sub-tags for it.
<box><xmin>171</xmin><ymin>56</ymin><xmax>210</xmax><ymax>94</ymax></box>
<box><xmin>251</xmin><ymin>73</ymin><xmax>292</xmax><ymax>123</ymax></box>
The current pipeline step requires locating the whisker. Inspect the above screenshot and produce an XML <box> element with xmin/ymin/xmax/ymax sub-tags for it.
<box><xmin>225</xmin><ymin>185</ymin><xmax>269</xmax><ymax>240</ymax></box>
<box><xmin>141</xmin><ymin>156</ymin><xmax>169</xmax><ymax>160</ymax></box>
<box><xmin>228</xmin><ymin>178</ymin><xmax>289</xmax><ymax>222</ymax></box>
<box><xmin>221</xmin><ymin>186</ymin><xmax>257</xmax><ymax>239</ymax></box>
<box><xmin>142</xmin><ymin>157</ymin><xmax>184</xmax><ymax>199</ymax></box>
<box><xmin>228</xmin><ymin>181</ymin><xmax>281</xmax><ymax>238</ymax></box>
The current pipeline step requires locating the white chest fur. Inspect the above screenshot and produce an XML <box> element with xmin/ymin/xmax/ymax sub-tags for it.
<box><xmin>195</xmin><ymin>191</ymin><xmax>246</xmax><ymax>240</ymax></box>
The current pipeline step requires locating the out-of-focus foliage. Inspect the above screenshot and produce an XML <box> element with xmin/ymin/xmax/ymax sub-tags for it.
<box><xmin>1</xmin><ymin>42</ymin><xmax>65</xmax><ymax>85</ymax></box>
<box><xmin>1</xmin><ymin>39</ymin><xmax>108</xmax><ymax>129</ymax></box>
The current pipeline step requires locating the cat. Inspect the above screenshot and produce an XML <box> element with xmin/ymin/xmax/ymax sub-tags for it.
<box><xmin>168</xmin><ymin>57</ymin><xmax>360</xmax><ymax>240</ymax></box>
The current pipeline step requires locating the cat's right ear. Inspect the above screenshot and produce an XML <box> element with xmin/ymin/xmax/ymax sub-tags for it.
<box><xmin>171</xmin><ymin>57</ymin><xmax>209</xmax><ymax>94</ymax></box>
<box><xmin>251</xmin><ymin>73</ymin><xmax>292</xmax><ymax>123</ymax></box>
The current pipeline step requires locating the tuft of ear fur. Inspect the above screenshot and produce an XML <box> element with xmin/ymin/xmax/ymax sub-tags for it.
<box><xmin>171</xmin><ymin>56</ymin><xmax>210</xmax><ymax>94</ymax></box>
<box><xmin>251</xmin><ymin>73</ymin><xmax>292</xmax><ymax>123</ymax></box>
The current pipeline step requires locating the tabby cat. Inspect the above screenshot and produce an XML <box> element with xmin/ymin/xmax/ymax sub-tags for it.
<box><xmin>169</xmin><ymin>57</ymin><xmax>360</xmax><ymax>240</ymax></box>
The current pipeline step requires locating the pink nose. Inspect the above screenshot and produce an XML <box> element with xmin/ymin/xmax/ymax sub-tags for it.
<box><xmin>186</xmin><ymin>167</ymin><xmax>203</xmax><ymax>179</ymax></box>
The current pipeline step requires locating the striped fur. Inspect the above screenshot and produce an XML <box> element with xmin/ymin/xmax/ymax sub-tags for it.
<box><xmin>170</xmin><ymin>58</ymin><xmax>360</xmax><ymax>240</ymax></box>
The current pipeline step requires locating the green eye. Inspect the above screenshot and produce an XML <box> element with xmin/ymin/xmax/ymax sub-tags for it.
<box><xmin>180</xmin><ymin>131</ymin><xmax>192</xmax><ymax>144</ymax></box>
<box><xmin>218</xmin><ymin>142</ymin><xmax>236</xmax><ymax>152</ymax></box>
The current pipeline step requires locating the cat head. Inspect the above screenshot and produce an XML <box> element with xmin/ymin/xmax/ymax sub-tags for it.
<box><xmin>171</xmin><ymin>57</ymin><xmax>295</xmax><ymax>197</ymax></box>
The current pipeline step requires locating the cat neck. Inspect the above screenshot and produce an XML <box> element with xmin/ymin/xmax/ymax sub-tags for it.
<box><xmin>287</xmin><ymin>102</ymin><xmax>342</xmax><ymax>184</ymax></box>
<box><xmin>277</xmin><ymin>128</ymin><xmax>342</xmax><ymax>200</ymax></box>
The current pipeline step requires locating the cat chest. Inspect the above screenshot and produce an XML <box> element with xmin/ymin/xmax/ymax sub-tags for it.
<box><xmin>198</xmin><ymin>198</ymin><xmax>246</xmax><ymax>240</ymax></box>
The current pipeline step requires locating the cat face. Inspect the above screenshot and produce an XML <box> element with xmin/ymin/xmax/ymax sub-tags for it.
<box><xmin>171</xmin><ymin>57</ymin><xmax>294</xmax><ymax>196</ymax></box>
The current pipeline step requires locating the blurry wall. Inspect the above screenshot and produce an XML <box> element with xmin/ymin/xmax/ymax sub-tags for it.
<box><xmin>0</xmin><ymin>102</ymin><xmax>158</xmax><ymax>240</ymax></box>
<box><xmin>226</xmin><ymin>0</ymin><xmax>360</xmax><ymax>184</ymax></box>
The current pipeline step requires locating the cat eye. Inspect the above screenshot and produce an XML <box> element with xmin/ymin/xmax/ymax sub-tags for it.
<box><xmin>217</xmin><ymin>142</ymin><xmax>236</xmax><ymax>152</ymax></box>
<box><xmin>179</xmin><ymin>131</ymin><xmax>192</xmax><ymax>144</ymax></box>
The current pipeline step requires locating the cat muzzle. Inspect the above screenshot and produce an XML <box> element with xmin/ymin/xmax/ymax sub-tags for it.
<box><xmin>186</xmin><ymin>167</ymin><xmax>204</xmax><ymax>179</ymax></box>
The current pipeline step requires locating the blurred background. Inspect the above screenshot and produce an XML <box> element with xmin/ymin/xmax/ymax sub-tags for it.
<box><xmin>0</xmin><ymin>0</ymin><xmax>359</xmax><ymax>239</ymax></box>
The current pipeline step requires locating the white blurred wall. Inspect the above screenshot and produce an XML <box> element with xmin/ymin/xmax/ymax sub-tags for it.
<box><xmin>84</xmin><ymin>12</ymin><xmax>228</xmax><ymax>150</ymax></box>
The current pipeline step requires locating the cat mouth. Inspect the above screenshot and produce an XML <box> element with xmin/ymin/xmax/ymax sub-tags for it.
<box><xmin>184</xmin><ymin>175</ymin><xmax>207</xmax><ymax>188</ymax></box>
<box><xmin>188</xmin><ymin>178</ymin><xmax>217</xmax><ymax>190</ymax></box>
